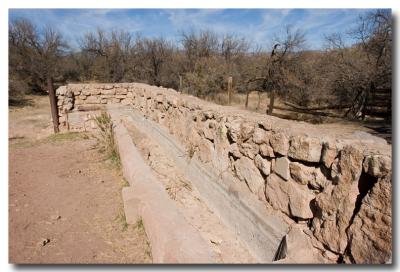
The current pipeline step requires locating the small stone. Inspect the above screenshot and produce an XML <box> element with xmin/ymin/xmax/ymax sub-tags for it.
<box><xmin>40</xmin><ymin>238</ymin><xmax>50</xmax><ymax>247</ymax></box>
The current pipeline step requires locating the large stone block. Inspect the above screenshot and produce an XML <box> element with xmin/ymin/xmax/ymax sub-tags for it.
<box><xmin>265</xmin><ymin>174</ymin><xmax>314</xmax><ymax>219</ymax></box>
<box><xmin>259</xmin><ymin>143</ymin><xmax>275</xmax><ymax>158</ymax></box>
<box><xmin>270</xmin><ymin>132</ymin><xmax>289</xmax><ymax>156</ymax></box>
<box><xmin>346</xmin><ymin>174</ymin><xmax>392</xmax><ymax>264</ymax></box>
<box><xmin>274</xmin><ymin>157</ymin><xmax>290</xmax><ymax>181</ymax></box>
<box><xmin>290</xmin><ymin>162</ymin><xmax>329</xmax><ymax>191</ymax></box>
<box><xmin>288</xmin><ymin>136</ymin><xmax>322</xmax><ymax>163</ymax></box>
<box><xmin>234</xmin><ymin>156</ymin><xmax>265</xmax><ymax>193</ymax></box>
<box><xmin>238</xmin><ymin>141</ymin><xmax>259</xmax><ymax>159</ymax></box>
<box><xmin>253</xmin><ymin>128</ymin><xmax>269</xmax><ymax>144</ymax></box>
<box><xmin>101</xmin><ymin>88</ymin><xmax>116</xmax><ymax>95</ymax></box>
<box><xmin>312</xmin><ymin>146</ymin><xmax>364</xmax><ymax>254</ymax></box>
<box><xmin>363</xmin><ymin>155</ymin><xmax>391</xmax><ymax>178</ymax></box>
<box><xmin>86</xmin><ymin>95</ymin><xmax>101</xmax><ymax>104</ymax></box>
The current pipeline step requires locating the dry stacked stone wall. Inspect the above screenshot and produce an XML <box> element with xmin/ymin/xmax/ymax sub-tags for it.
<box><xmin>56</xmin><ymin>83</ymin><xmax>392</xmax><ymax>263</ymax></box>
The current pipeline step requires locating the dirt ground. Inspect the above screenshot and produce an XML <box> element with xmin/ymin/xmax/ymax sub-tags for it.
<box><xmin>209</xmin><ymin>91</ymin><xmax>391</xmax><ymax>143</ymax></box>
<box><xmin>9</xmin><ymin>96</ymin><xmax>152</xmax><ymax>264</ymax></box>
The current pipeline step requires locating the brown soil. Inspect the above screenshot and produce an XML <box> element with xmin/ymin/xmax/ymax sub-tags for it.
<box><xmin>9</xmin><ymin>96</ymin><xmax>151</xmax><ymax>264</ymax></box>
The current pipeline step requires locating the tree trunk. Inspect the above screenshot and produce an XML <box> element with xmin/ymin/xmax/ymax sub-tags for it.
<box><xmin>179</xmin><ymin>75</ymin><xmax>183</xmax><ymax>93</ymax></box>
<box><xmin>245</xmin><ymin>90</ymin><xmax>251</xmax><ymax>109</ymax></box>
<box><xmin>361</xmin><ymin>82</ymin><xmax>374</xmax><ymax>120</ymax></box>
<box><xmin>227</xmin><ymin>76</ymin><xmax>233</xmax><ymax>105</ymax></box>
<box><xmin>256</xmin><ymin>91</ymin><xmax>261</xmax><ymax>111</ymax></box>
<box><xmin>47</xmin><ymin>76</ymin><xmax>59</xmax><ymax>133</ymax></box>
<box><xmin>267</xmin><ymin>90</ymin><xmax>275</xmax><ymax>115</ymax></box>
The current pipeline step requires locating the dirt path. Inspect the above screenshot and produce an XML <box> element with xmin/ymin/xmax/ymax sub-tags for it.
<box><xmin>9</xmin><ymin>97</ymin><xmax>151</xmax><ymax>264</ymax></box>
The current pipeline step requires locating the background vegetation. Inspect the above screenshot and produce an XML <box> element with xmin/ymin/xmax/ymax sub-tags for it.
<box><xmin>9</xmin><ymin>10</ymin><xmax>391</xmax><ymax>120</ymax></box>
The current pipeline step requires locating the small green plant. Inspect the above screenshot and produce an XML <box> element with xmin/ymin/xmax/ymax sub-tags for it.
<box><xmin>94</xmin><ymin>111</ymin><xmax>120</xmax><ymax>168</ymax></box>
<box><xmin>114</xmin><ymin>208</ymin><xmax>128</xmax><ymax>231</ymax></box>
<box><xmin>185</xmin><ymin>143</ymin><xmax>196</xmax><ymax>160</ymax></box>
<box><xmin>135</xmin><ymin>217</ymin><xmax>145</xmax><ymax>232</ymax></box>
<box><xmin>121</xmin><ymin>177</ymin><xmax>129</xmax><ymax>187</ymax></box>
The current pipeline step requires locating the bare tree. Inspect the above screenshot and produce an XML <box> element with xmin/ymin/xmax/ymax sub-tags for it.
<box><xmin>9</xmin><ymin>19</ymin><xmax>67</xmax><ymax>132</ymax></box>
<box><xmin>245</xmin><ymin>26</ymin><xmax>305</xmax><ymax>115</ymax></box>
<box><xmin>326</xmin><ymin>10</ymin><xmax>392</xmax><ymax>119</ymax></box>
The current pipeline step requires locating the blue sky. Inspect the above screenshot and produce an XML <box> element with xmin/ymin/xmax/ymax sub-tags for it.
<box><xmin>9</xmin><ymin>9</ymin><xmax>381</xmax><ymax>50</ymax></box>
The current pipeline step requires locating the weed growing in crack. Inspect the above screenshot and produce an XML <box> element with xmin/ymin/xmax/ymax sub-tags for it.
<box><xmin>94</xmin><ymin>111</ymin><xmax>120</xmax><ymax>168</ymax></box>
<box><xmin>114</xmin><ymin>208</ymin><xmax>128</xmax><ymax>232</ymax></box>
<box><xmin>185</xmin><ymin>143</ymin><xmax>197</xmax><ymax>160</ymax></box>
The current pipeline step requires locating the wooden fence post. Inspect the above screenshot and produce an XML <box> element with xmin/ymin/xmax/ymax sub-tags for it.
<box><xmin>47</xmin><ymin>76</ymin><xmax>59</xmax><ymax>133</ymax></box>
<box><xmin>228</xmin><ymin>76</ymin><xmax>233</xmax><ymax>105</ymax></box>
<box><xmin>179</xmin><ymin>75</ymin><xmax>183</xmax><ymax>93</ymax></box>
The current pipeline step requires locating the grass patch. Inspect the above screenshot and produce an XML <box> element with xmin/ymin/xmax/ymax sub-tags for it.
<box><xmin>94</xmin><ymin>111</ymin><xmax>121</xmax><ymax>168</ymax></box>
<box><xmin>134</xmin><ymin>218</ymin><xmax>145</xmax><ymax>233</ymax></box>
<box><xmin>114</xmin><ymin>208</ymin><xmax>128</xmax><ymax>232</ymax></box>
<box><xmin>46</xmin><ymin>132</ymin><xmax>87</xmax><ymax>142</ymax></box>
<box><xmin>9</xmin><ymin>132</ymin><xmax>90</xmax><ymax>150</ymax></box>
<box><xmin>121</xmin><ymin>177</ymin><xmax>130</xmax><ymax>187</ymax></box>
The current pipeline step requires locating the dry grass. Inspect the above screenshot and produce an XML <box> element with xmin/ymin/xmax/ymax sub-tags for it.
<box><xmin>94</xmin><ymin>111</ymin><xmax>120</xmax><ymax>168</ymax></box>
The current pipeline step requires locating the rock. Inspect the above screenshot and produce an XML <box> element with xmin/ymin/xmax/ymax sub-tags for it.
<box><xmin>86</xmin><ymin>96</ymin><xmax>101</xmax><ymax>104</ymax></box>
<box><xmin>288</xmin><ymin>136</ymin><xmax>322</xmax><ymax>163</ymax></box>
<box><xmin>253</xmin><ymin>128</ymin><xmax>269</xmax><ymax>144</ymax></box>
<box><xmin>254</xmin><ymin>154</ymin><xmax>271</xmax><ymax>176</ymax></box>
<box><xmin>65</xmin><ymin>102</ymin><xmax>74</xmax><ymax>111</ymax></box>
<box><xmin>197</xmin><ymin>138</ymin><xmax>214</xmax><ymax>163</ymax></box>
<box><xmin>226</xmin><ymin>119</ymin><xmax>242</xmax><ymax>142</ymax></box>
<box><xmin>101</xmin><ymin>88</ymin><xmax>116</xmax><ymax>95</ymax></box>
<box><xmin>265</xmin><ymin>174</ymin><xmax>314</xmax><ymax>219</ymax></box>
<box><xmin>312</xmin><ymin>145</ymin><xmax>364</xmax><ymax>254</ymax></box>
<box><xmin>289</xmin><ymin>162</ymin><xmax>311</xmax><ymax>185</ymax></box>
<box><xmin>274</xmin><ymin>157</ymin><xmax>290</xmax><ymax>181</ymax></box>
<box><xmin>234</xmin><ymin>157</ymin><xmax>265</xmax><ymax>193</ymax></box>
<box><xmin>346</xmin><ymin>174</ymin><xmax>392</xmax><ymax>264</ymax></box>
<box><xmin>228</xmin><ymin>143</ymin><xmax>241</xmax><ymax>158</ymax></box>
<box><xmin>121</xmin><ymin>98</ymin><xmax>132</xmax><ymax>105</ymax></box>
<box><xmin>240</xmin><ymin>122</ymin><xmax>255</xmax><ymax>142</ymax></box>
<box><xmin>265</xmin><ymin>174</ymin><xmax>290</xmax><ymax>215</ymax></box>
<box><xmin>56</xmin><ymin>86</ymin><xmax>67</xmax><ymax>95</ymax></box>
<box><xmin>290</xmin><ymin>162</ymin><xmax>329</xmax><ymax>190</ymax></box>
<box><xmin>288</xmin><ymin>184</ymin><xmax>315</xmax><ymax>219</ymax></box>
<box><xmin>321</xmin><ymin>141</ymin><xmax>338</xmax><ymax>168</ymax></box>
<box><xmin>203</xmin><ymin>110</ymin><xmax>215</xmax><ymax>119</ymax></box>
<box><xmin>277</xmin><ymin>225</ymin><xmax>328</xmax><ymax>263</ymax></box>
<box><xmin>259</xmin><ymin>144</ymin><xmax>275</xmax><ymax>158</ymax></box>
<box><xmin>101</xmin><ymin>99</ymin><xmax>108</xmax><ymax>104</ymax></box>
<box><xmin>90</xmin><ymin>88</ymin><xmax>101</xmax><ymax>95</ymax></box>
<box><xmin>270</xmin><ymin>132</ymin><xmax>289</xmax><ymax>156</ymax></box>
<box><xmin>238</xmin><ymin>142</ymin><xmax>259</xmax><ymax>159</ymax></box>
<box><xmin>40</xmin><ymin>238</ymin><xmax>50</xmax><ymax>247</ymax></box>
<box><xmin>309</xmin><ymin>169</ymin><xmax>329</xmax><ymax>191</ymax></box>
<box><xmin>258</xmin><ymin>120</ymin><xmax>272</xmax><ymax>131</ymax></box>
<box><xmin>116</xmin><ymin>88</ymin><xmax>128</xmax><ymax>95</ymax></box>
<box><xmin>363</xmin><ymin>155</ymin><xmax>391</xmax><ymax>178</ymax></box>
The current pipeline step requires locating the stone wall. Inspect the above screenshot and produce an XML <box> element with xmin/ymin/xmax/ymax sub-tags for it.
<box><xmin>56</xmin><ymin>83</ymin><xmax>392</xmax><ymax>263</ymax></box>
